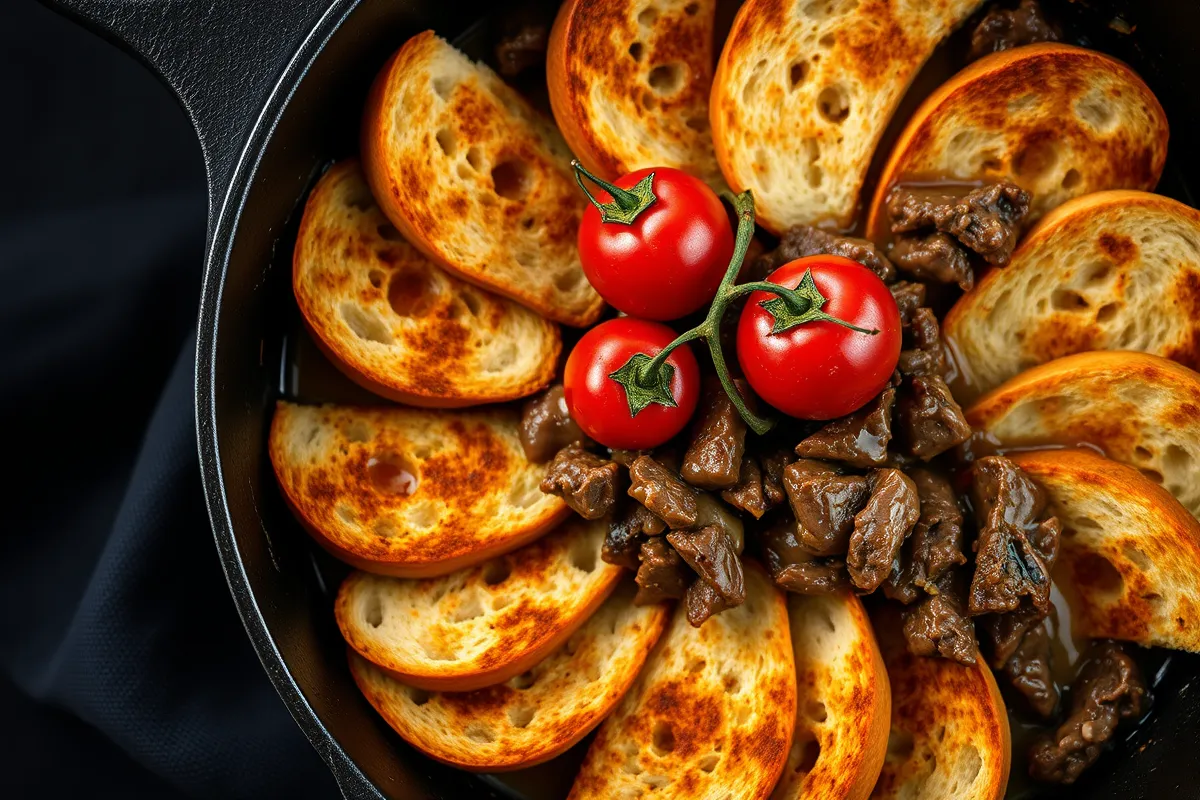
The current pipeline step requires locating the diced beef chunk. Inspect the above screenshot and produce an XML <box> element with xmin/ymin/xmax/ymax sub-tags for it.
<box><xmin>981</xmin><ymin>604</ymin><xmax>1047</xmax><ymax>665</ymax></box>
<box><xmin>682</xmin><ymin>377</ymin><xmax>748</xmax><ymax>490</ymax></box>
<box><xmin>1000</xmin><ymin>619</ymin><xmax>1060</xmax><ymax>718</ymax></box>
<box><xmin>610</xmin><ymin>448</ymin><xmax>649</xmax><ymax>467</ymax></box>
<box><xmin>899</xmin><ymin>468</ymin><xmax>967</xmax><ymax>589</ymax></box>
<box><xmin>494</xmin><ymin>23</ymin><xmax>548</xmax><ymax>77</ymax></box>
<box><xmin>694</xmin><ymin>492</ymin><xmax>745</xmax><ymax>554</ymax></box>
<box><xmin>889</xmin><ymin>281</ymin><xmax>927</xmax><ymax>328</ymax></box>
<box><xmin>603</xmin><ymin>504</ymin><xmax>663</xmax><ymax>570</ymax></box>
<box><xmin>847</xmin><ymin>469</ymin><xmax>921</xmax><ymax>592</ymax></box>
<box><xmin>541</xmin><ymin>446</ymin><xmax>620</xmax><ymax>520</ymax></box>
<box><xmin>520</xmin><ymin>384</ymin><xmax>587</xmax><ymax>463</ymax></box>
<box><xmin>668</xmin><ymin>526</ymin><xmax>746</xmax><ymax>607</ymax></box>
<box><xmin>634</xmin><ymin>538</ymin><xmax>689</xmax><ymax>605</ymax></box>
<box><xmin>969</xmin><ymin>0</ymin><xmax>1062</xmax><ymax>62</ymax></box>
<box><xmin>891</xmin><ymin>232</ymin><xmax>975</xmax><ymax>291</ymax></box>
<box><xmin>795</xmin><ymin>388</ymin><xmax>896</xmax><ymax>468</ymax></box>
<box><xmin>896</xmin><ymin>376</ymin><xmax>972</xmax><ymax>459</ymax></box>
<box><xmin>1029</xmin><ymin>641</ymin><xmax>1148</xmax><ymax>785</ymax></box>
<box><xmin>761</xmin><ymin>516</ymin><xmax>851</xmax><ymax>595</ymax></box>
<box><xmin>887</xmin><ymin>182</ymin><xmax>1031</xmax><ymax>266</ymax></box>
<box><xmin>968</xmin><ymin>456</ymin><xmax>1062</xmax><ymax>616</ymax></box>
<box><xmin>760</xmin><ymin>448</ymin><xmax>792</xmax><ymax>508</ymax></box>
<box><xmin>783</xmin><ymin>460</ymin><xmax>870</xmax><ymax>556</ymax></box>
<box><xmin>902</xmin><ymin>574</ymin><xmax>978</xmax><ymax>664</ymax></box>
<box><xmin>686</xmin><ymin>577</ymin><xmax>736</xmax><ymax>627</ymax></box>
<box><xmin>897</xmin><ymin>308</ymin><xmax>948</xmax><ymax>379</ymax></box>
<box><xmin>753</xmin><ymin>224</ymin><xmax>896</xmax><ymax>283</ymax></box>
<box><xmin>721</xmin><ymin>457</ymin><xmax>768</xmax><ymax>518</ymax></box>
<box><xmin>628</xmin><ymin>456</ymin><xmax>698</xmax><ymax>529</ymax></box>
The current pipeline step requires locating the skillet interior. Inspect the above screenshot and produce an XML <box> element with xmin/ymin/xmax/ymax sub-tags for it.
<box><xmin>205</xmin><ymin>0</ymin><xmax>1200</xmax><ymax>797</ymax></box>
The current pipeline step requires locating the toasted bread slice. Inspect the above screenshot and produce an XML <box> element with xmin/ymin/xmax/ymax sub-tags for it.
<box><xmin>870</xmin><ymin>606</ymin><xmax>1010</xmax><ymax>800</ymax></box>
<box><xmin>568</xmin><ymin>563</ymin><xmax>795</xmax><ymax>799</ymax></box>
<box><xmin>292</xmin><ymin>161</ymin><xmax>560</xmax><ymax>407</ymax></box>
<box><xmin>943</xmin><ymin>190</ymin><xmax>1200</xmax><ymax>396</ymax></box>
<box><xmin>362</xmin><ymin>31</ymin><xmax>603</xmax><ymax>327</ymax></box>
<box><xmin>710</xmin><ymin>0</ymin><xmax>983</xmax><ymax>232</ymax></box>
<box><xmin>337</xmin><ymin>517</ymin><xmax>622</xmax><ymax>691</ymax></box>
<box><xmin>1010</xmin><ymin>449</ymin><xmax>1200</xmax><ymax>652</ymax></box>
<box><xmin>547</xmin><ymin>0</ymin><xmax>722</xmax><ymax>187</ymax></box>
<box><xmin>967</xmin><ymin>351</ymin><xmax>1200</xmax><ymax>521</ymax></box>
<box><xmin>348</xmin><ymin>581</ymin><xmax>668</xmax><ymax>771</ymax></box>
<box><xmin>866</xmin><ymin>44</ymin><xmax>1167</xmax><ymax>239</ymax></box>
<box><xmin>772</xmin><ymin>592</ymin><xmax>889</xmax><ymax>800</ymax></box>
<box><xmin>269</xmin><ymin>401</ymin><xmax>569</xmax><ymax>577</ymax></box>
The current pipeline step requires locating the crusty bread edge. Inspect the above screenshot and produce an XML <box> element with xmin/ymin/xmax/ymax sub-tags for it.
<box><xmin>708</xmin><ymin>5</ymin><xmax>757</xmax><ymax>228</ymax></box>
<box><xmin>847</xmin><ymin>595</ymin><xmax>891</xmax><ymax>800</ymax></box>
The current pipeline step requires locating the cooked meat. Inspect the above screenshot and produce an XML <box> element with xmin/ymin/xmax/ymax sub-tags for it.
<box><xmin>774</xmin><ymin>560</ymin><xmax>851</xmax><ymax>595</ymax></box>
<box><xmin>1029</xmin><ymin>641</ymin><xmax>1148</xmax><ymax>785</ymax></box>
<box><xmin>628</xmin><ymin>456</ymin><xmax>698</xmax><ymax>529</ymax></box>
<box><xmin>896</xmin><ymin>376</ymin><xmax>972</xmax><ymax>459</ymax></box>
<box><xmin>602</xmin><ymin>504</ymin><xmax>663</xmax><ymax>570</ymax></box>
<box><xmin>519</xmin><ymin>384</ymin><xmax>587</xmax><ymax>463</ymax></box>
<box><xmin>887</xmin><ymin>468</ymin><xmax>967</xmax><ymax>602</ymax></box>
<box><xmin>847</xmin><ymin>469</ymin><xmax>921</xmax><ymax>592</ymax></box>
<box><xmin>968</xmin><ymin>456</ymin><xmax>1062</xmax><ymax>616</ymax></box>
<box><xmin>794</xmin><ymin>388</ymin><xmax>896</xmax><ymax>468</ymax></box>
<box><xmin>969</xmin><ymin>0</ymin><xmax>1061</xmax><ymax>62</ymax></box>
<box><xmin>686</xmin><ymin>577</ymin><xmax>736</xmax><ymax>627</ymax></box>
<box><xmin>668</xmin><ymin>526</ymin><xmax>746</xmax><ymax>606</ymax></box>
<box><xmin>694</xmin><ymin>492</ymin><xmax>746</xmax><ymax>554</ymax></box>
<box><xmin>981</xmin><ymin>604</ymin><xmax>1047</xmax><ymax>665</ymax></box>
<box><xmin>891</xmin><ymin>231</ymin><xmax>974</xmax><ymax>291</ymax></box>
<box><xmin>540</xmin><ymin>445</ymin><xmax>620</xmax><ymax>520</ymax></box>
<box><xmin>897</xmin><ymin>308</ymin><xmax>948</xmax><ymax>379</ymax></box>
<box><xmin>682</xmin><ymin>377</ymin><xmax>748</xmax><ymax>490</ymax></box>
<box><xmin>886</xmin><ymin>182</ymin><xmax>1032</xmax><ymax>266</ymax></box>
<box><xmin>783</xmin><ymin>460</ymin><xmax>870</xmax><ymax>556</ymax></box>
<box><xmin>889</xmin><ymin>281</ymin><xmax>927</xmax><ymax>328</ymax></box>
<box><xmin>494</xmin><ymin>23</ymin><xmax>548</xmax><ymax>77</ymax></box>
<box><xmin>902</xmin><ymin>574</ymin><xmax>977</xmax><ymax>665</ymax></box>
<box><xmin>1000</xmin><ymin>619</ymin><xmax>1060</xmax><ymax>718</ymax></box>
<box><xmin>760</xmin><ymin>448</ymin><xmax>792</xmax><ymax>508</ymax></box>
<box><xmin>634</xmin><ymin>537</ymin><xmax>690</xmax><ymax>605</ymax></box>
<box><xmin>753</xmin><ymin>224</ymin><xmax>896</xmax><ymax>282</ymax></box>
<box><xmin>721</xmin><ymin>457</ymin><xmax>768</xmax><ymax>518</ymax></box>
<box><xmin>610</xmin><ymin>448</ymin><xmax>649</xmax><ymax>467</ymax></box>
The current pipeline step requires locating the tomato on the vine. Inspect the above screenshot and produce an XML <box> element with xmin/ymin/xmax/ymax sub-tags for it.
<box><xmin>563</xmin><ymin>317</ymin><xmax>700</xmax><ymax>450</ymax></box>
<box><xmin>736</xmin><ymin>256</ymin><xmax>901</xmax><ymax>420</ymax></box>
<box><xmin>575</xmin><ymin>165</ymin><xmax>733</xmax><ymax>321</ymax></box>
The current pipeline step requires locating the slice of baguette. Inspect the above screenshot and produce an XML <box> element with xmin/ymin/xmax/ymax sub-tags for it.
<box><xmin>967</xmin><ymin>351</ymin><xmax>1200</xmax><ymax>521</ymax></box>
<box><xmin>943</xmin><ymin>190</ymin><xmax>1200</xmax><ymax>396</ymax></box>
<box><xmin>292</xmin><ymin>160</ymin><xmax>560</xmax><ymax>407</ymax></box>
<box><xmin>348</xmin><ymin>581</ymin><xmax>668</xmax><ymax>771</ymax></box>
<box><xmin>710</xmin><ymin>0</ymin><xmax>983</xmax><ymax>232</ymax></box>
<box><xmin>1010</xmin><ymin>448</ymin><xmax>1200</xmax><ymax>652</ymax></box>
<box><xmin>568</xmin><ymin>562</ymin><xmax>795</xmax><ymax>800</ymax></box>
<box><xmin>337</xmin><ymin>517</ymin><xmax>623</xmax><ymax>692</ymax></box>
<box><xmin>269</xmin><ymin>401</ymin><xmax>569</xmax><ymax>577</ymax></box>
<box><xmin>866</xmin><ymin>44</ymin><xmax>1168</xmax><ymax>239</ymax></box>
<box><xmin>362</xmin><ymin>31</ymin><xmax>603</xmax><ymax>327</ymax></box>
<box><xmin>547</xmin><ymin>0</ymin><xmax>723</xmax><ymax>187</ymax></box>
<box><xmin>772</xmin><ymin>591</ymin><xmax>889</xmax><ymax>800</ymax></box>
<box><xmin>870</xmin><ymin>606</ymin><xmax>1010</xmax><ymax>800</ymax></box>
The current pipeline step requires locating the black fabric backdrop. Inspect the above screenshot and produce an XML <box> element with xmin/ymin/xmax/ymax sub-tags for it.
<box><xmin>2</xmin><ymin>3</ymin><xmax>338</xmax><ymax>797</ymax></box>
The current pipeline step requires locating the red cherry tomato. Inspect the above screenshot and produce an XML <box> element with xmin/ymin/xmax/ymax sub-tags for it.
<box><xmin>577</xmin><ymin>167</ymin><xmax>734</xmax><ymax>321</ymax></box>
<box><xmin>563</xmin><ymin>318</ymin><xmax>700</xmax><ymax>450</ymax></box>
<box><xmin>736</xmin><ymin>256</ymin><xmax>901</xmax><ymax>420</ymax></box>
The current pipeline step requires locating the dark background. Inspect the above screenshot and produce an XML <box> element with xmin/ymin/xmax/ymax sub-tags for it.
<box><xmin>0</xmin><ymin>2</ymin><xmax>336</xmax><ymax>797</ymax></box>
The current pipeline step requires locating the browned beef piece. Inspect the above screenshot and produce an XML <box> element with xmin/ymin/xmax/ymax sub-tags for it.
<box><xmin>668</xmin><ymin>526</ymin><xmax>746</xmax><ymax>607</ymax></box>
<box><xmin>682</xmin><ymin>377</ymin><xmax>748</xmax><ymax>490</ymax></box>
<box><xmin>602</xmin><ymin>504</ymin><xmax>664</xmax><ymax>570</ymax></box>
<box><xmin>886</xmin><ymin>467</ymin><xmax>967</xmax><ymax>602</ymax></box>
<box><xmin>520</xmin><ymin>384</ymin><xmax>587</xmax><ymax>463</ymax></box>
<box><xmin>760</xmin><ymin>448</ymin><xmax>792</xmax><ymax>507</ymax></box>
<box><xmin>783</xmin><ymin>460</ymin><xmax>870</xmax><ymax>556</ymax></box>
<box><xmin>1000</xmin><ymin>620</ymin><xmax>1060</xmax><ymax>718</ymax></box>
<box><xmin>795</xmin><ymin>388</ymin><xmax>896</xmax><ymax>468</ymax></box>
<box><xmin>610</xmin><ymin>448</ymin><xmax>649</xmax><ymax>467</ymax></box>
<box><xmin>1029</xmin><ymin>641</ymin><xmax>1148</xmax><ymax>784</ymax></box>
<box><xmin>753</xmin><ymin>224</ymin><xmax>896</xmax><ymax>283</ymax></box>
<box><xmin>889</xmin><ymin>281</ymin><xmax>927</xmax><ymax>328</ymax></box>
<box><xmin>896</xmin><ymin>376</ymin><xmax>972</xmax><ymax>459</ymax></box>
<box><xmin>634</xmin><ymin>538</ymin><xmax>689</xmax><ymax>605</ymax></box>
<box><xmin>969</xmin><ymin>0</ymin><xmax>1061</xmax><ymax>62</ymax></box>
<box><xmin>887</xmin><ymin>182</ymin><xmax>1031</xmax><ymax>266</ymax></box>
<box><xmin>494</xmin><ymin>23</ymin><xmax>548</xmax><ymax>77</ymax></box>
<box><xmin>891</xmin><ymin>232</ymin><xmax>974</xmax><ymax>291</ymax></box>
<box><xmin>897</xmin><ymin>308</ymin><xmax>948</xmax><ymax>379</ymax></box>
<box><xmin>761</xmin><ymin>515</ymin><xmax>851</xmax><ymax>594</ymax></box>
<box><xmin>540</xmin><ymin>446</ymin><xmax>620</xmax><ymax>520</ymax></box>
<box><xmin>721</xmin><ymin>457</ymin><xmax>768</xmax><ymax>519</ymax></box>
<box><xmin>981</xmin><ymin>604</ymin><xmax>1046</xmax><ymax>665</ymax></box>
<box><xmin>686</xmin><ymin>577</ymin><xmax>736</xmax><ymax>627</ymax></box>
<box><xmin>968</xmin><ymin>456</ymin><xmax>1062</xmax><ymax>616</ymax></box>
<box><xmin>847</xmin><ymin>469</ymin><xmax>921</xmax><ymax>591</ymax></box>
<box><xmin>902</xmin><ymin>573</ymin><xmax>977</xmax><ymax>664</ymax></box>
<box><xmin>628</xmin><ymin>456</ymin><xmax>698</xmax><ymax>529</ymax></box>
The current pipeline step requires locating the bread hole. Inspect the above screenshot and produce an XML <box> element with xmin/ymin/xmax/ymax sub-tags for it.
<box><xmin>622</xmin><ymin>754</ymin><xmax>643</xmax><ymax>775</ymax></box>
<box><xmin>340</xmin><ymin>302</ymin><xmax>393</xmax><ymax>344</ymax></box>
<box><xmin>515</xmin><ymin>251</ymin><xmax>536</xmax><ymax>268</ymax></box>
<box><xmin>722</xmin><ymin>672</ymin><xmax>741</xmax><ymax>694</ymax></box>
<box><xmin>430</xmin><ymin>583</ymin><xmax>450</xmax><ymax>603</ymax></box>
<box><xmin>456</xmin><ymin>163</ymin><xmax>473</xmax><ymax>181</ymax></box>
<box><xmin>460</xmin><ymin>292</ymin><xmax>482</xmax><ymax>318</ymax></box>
<box><xmin>640</xmin><ymin>774</ymin><xmax>670</xmax><ymax>788</ymax></box>
<box><xmin>554</xmin><ymin>269</ymin><xmax>583</xmax><ymax>291</ymax></box>
<box><xmin>1072</xmin><ymin>515</ymin><xmax>1102</xmax><ymax>532</ymax></box>
<box><xmin>1013</xmin><ymin>139</ymin><xmax>1059</xmax><ymax>181</ymax></box>
<box><xmin>483</xmin><ymin>558</ymin><xmax>513</xmax><ymax>586</ymax></box>
<box><xmin>641</xmin><ymin>90</ymin><xmax>657</xmax><ymax>111</ymax></box>
<box><xmin>367</xmin><ymin>270</ymin><xmax>385</xmax><ymax>290</ymax></box>
<box><xmin>1062</xmin><ymin>168</ymin><xmax>1082</xmax><ymax>190</ymax></box>
<box><xmin>1075</xmin><ymin>552</ymin><xmax>1124</xmax><ymax>596</ymax></box>
<box><xmin>367</xmin><ymin>453</ymin><xmax>420</xmax><ymax>495</ymax></box>
<box><xmin>981</xmin><ymin>156</ymin><xmax>1003</xmax><ymax>172</ymax></box>
<box><xmin>345</xmin><ymin>420</ymin><xmax>372</xmax><ymax>443</ymax></box>
<box><xmin>1076</xmin><ymin>89</ymin><xmax>1116</xmax><ymax>131</ymax></box>
<box><xmin>1050</xmin><ymin>288</ymin><xmax>1089</xmax><ymax>312</ymax></box>
<box><xmin>887</xmin><ymin>730</ymin><xmax>915</xmax><ymax>760</ymax></box>
<box><xmin>1141</xmin><ymin>467</ymin><xmax>1165</xmax><ymax>484</ymax></box>
<box><xmin>1163</xmin><ymin>444</ymin><xmax>1191</xmax><ymax>476</ymax></box>
<box><xmin>432</xmin><ymin>75</ymin><xmax>454</xmax><ymax>101</ymax></box>
<box><xmin>565</xmin><ymin>631</ymin><xmax>584</xmax><ymax>656</ymax></box>
<box><xmin>735</xmin><ymin>706</ymin><xmax>751</xmax><ymax>725</ymax></box>
<box><xmin>1124</xmin><ymin>546</ymin><xmax>1151</xmax><ymax>571</ymax></box>
<box><xmin>1132</xmin><ymin>445</ymin><xmax>1154</xmax><ymax>462</ymax></box>
<box><xmin>465</xmin><ymin>146</ymin><xmax>483</xmax><ymax>171</ymax></box>
<box><xmin>793</xmin><ymin>734</ymin><xmax>820</xmax><ymax>773</ymax></box>
<box><xmin>520</xmin><ymin>216</ymin><xmax>535</xmax><ymax>230</ymax></box>
<box><xmin>934</xmin><ymin>724</ymin><xmax>946</xmax><ymax>743</ymax></box>
<box><xmin>465</xmin><ymin>724</ymin><xmax>494</xmax><ymax>743</ymax></box>
<box><xmin>651</xmin><ymin>720</ymin><xmax>676</xmax><ymax>755</ymax></box>
<box><xmin>742</xmin><ymin>58</ymin><xmax>768</xmax><ymax>103</ymax></box>
<box><xmin>805</xmin><ymin>700</ymin><xmax>828</xmax><ymax>722</ymax></box>
<box><xmin>406</xmin><ymin>500</ymin><xmax>440</xmax><ymax>530</ymax></box>
<box><xmin>818</xmin><ymin>32</ymin><xmax>835</xmax><ymax>47</ymax></box>
<box><xmin>388</xmin><ymin>268</ymin><xmax>439</xmax><ymax>318</ymax></box>
<box><xmin>508</xmin><ymin>706</ymin><xmax>536</xmax><ymax>728</ymax></box>
<box><xmin>802</xmin><ymin>139</ymin><xmax>822</xmax><ymax>188</ymax></box>
<box><xmin>452</xmin><ymin>592</ymin><xmax>484</xmax><ymax>622</ymax></box>
<box><xmin>363</xmin><ymin>591</ymin><xmax>384</xmax><ymax>628</ymax></box>
<box><xmin>648</xmin><ymin>63</ymin><xmax>684</xmax><ymax>96</ymax></box>
<box><xmin>568</xmin><ymin>537</ymin><xmax>598</xmax><ymax>573</ymax></box>
<box><xmin>629</xmin><ymin>41</ymin><xmax>644</xmax><ymax>62</ymax></box>
<box><xmin>407</xmin><ymin>687</ymin><xmax>431</xmax><ymax>706</ymax></box>
<box><xmin>685</xmin><ymin>115</ymin><xmax>708</xmax><ymax>132</ymax></box>
<box><xmin>435</xmin><ymin>127</ymin><xmax>456</xmax><ymax>157</ymax></box>
<box><xmin>347</xmin><ymin>188</ymin><xmax>375</xmax><ymax>211</ymax></box>
<box><xmin>492</xmin><ymin>594</ymin><xmax>512</xmax><ymax>610</ymax></box>
<box><xmin>817</xmin><ymin>84</ymin><xmax>850</xmax><ymax>124</ymax></box>
<box><xmin>685</xmin><ymin>2</ymin><xmax>700</xmax><ymax>14</ymax></box>
<box><xmin>511</xmin><ymin>670</ymin><xmax>537</xmax><ymax>690</ymax></box>
<box><xmin>818</xmin><ymin>608</ymin><xmax>836</xmax><ymax>633</ymax></box>
<box><xmin>957</xmin><ymin>744</ymin><xmax>982</xmax><ymax>784</ymax></box>
<box><xmin>1144</xmin><ymin>592</ymin><xmax>1164</xmax><ymax>607</ymax></box>
<box><xmin>637</xmin><ymin>6</ymin><xmax>659</xmax><ymax>25</ymax></box>
<box><xmin>698</xmin><ymin>753</ymin><xmax>720</xmax><ymax>773</ymax></box>
<box><xmin>1096</xmin><ymin>302</ymin><xmax>1119</xmax><ymax>323</ymax></box>
<box><xmin>686</xmin><ymin>657</ymin><xmax>706</xmax><ymax>673</ymax></box>
<box><xmin>336</xmin><ymin>504</ymin><xmax>357</xmax><ymax>525</ymax></box>
<box><xmin>801</xmin><ymin>0</ymin><xmax>844</xmax><ymax>20</ymax></box>
<box><xmin>491</xmin><ymin>159</ymin><xmax>532</xmax><ymax>201</ymax></box>
<box><xmin>789</xmin><ymin>60</ymin><xmax>810</xmax><ymax>88</ymax></box>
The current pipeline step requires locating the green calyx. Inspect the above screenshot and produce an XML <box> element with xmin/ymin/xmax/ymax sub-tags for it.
<box><xmin>757</xmin><ymin>270</ymin><xmax>880</xmax><ymax>336</ymax></box>
<box><xmin>609</xmin><ymin>354</ymin><xmax>678</xmax><ymax>416</ymax></box>
<box><xmin>572</xmin><ymin>160</ymin><xmax>656</xmax><ymax>225</ymax></box>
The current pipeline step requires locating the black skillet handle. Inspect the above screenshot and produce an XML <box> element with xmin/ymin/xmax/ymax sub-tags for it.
<box><xmin>39</xmin><ymin>0</ymin><xmax>335</xmax><ymax>241</ymax></box>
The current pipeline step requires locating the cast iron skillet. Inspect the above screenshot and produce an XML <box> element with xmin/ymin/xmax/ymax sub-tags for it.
<box><xmin>40</xmin><ymin>0</ymin><xmax>1200</xmax><ymax>797</ymax></box>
